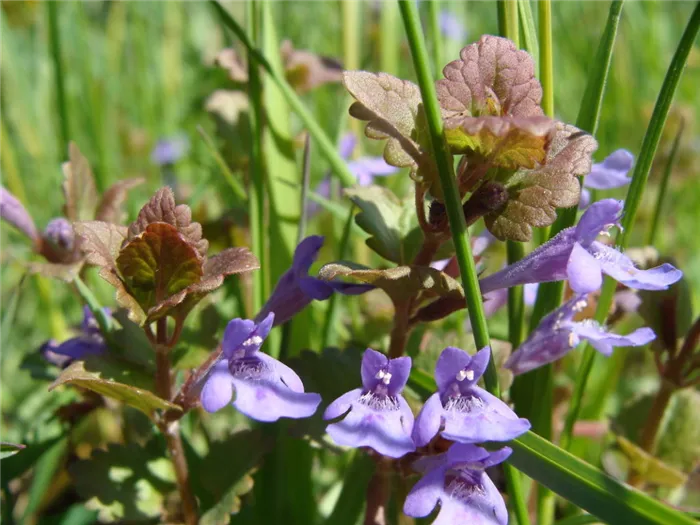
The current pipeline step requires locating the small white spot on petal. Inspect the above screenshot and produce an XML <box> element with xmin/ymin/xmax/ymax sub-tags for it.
<box><xmin>465</xmin><ymin>370</ymin><xmax>475</xmax><ymax>381</ymax></box>
<box><xmin>568</xmin><ymin>332</ymin><xmax>577</xmax><ymax>347</ymax></box>
<box><xmin>375</xmin><ymin>370</ymin><xmax>385</xmax><ymax>379</ymax></box>
<box><xmin>382</xmin><ymin>372</ymin><xmax>392</xmax><ymax>385</ymax></box>
<box><xmin>456</xmin><ymin>369</ymin><xmax>468</xmax><ymax>381</ymax></box>
<box><xmin>573</xmin><ymin>299</ymin><xmax>588</xmax><ymax>312</ymax></box>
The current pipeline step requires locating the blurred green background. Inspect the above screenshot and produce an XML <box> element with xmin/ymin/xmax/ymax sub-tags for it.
<box><xmin>1</xmin><ymin>1</ymin><xmax>698</xmax><ymax>521</ymax></box>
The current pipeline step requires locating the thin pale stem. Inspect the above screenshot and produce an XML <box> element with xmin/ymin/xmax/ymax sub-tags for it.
<box><xmin>427</xmin><ymin>0</ymin><xmax>442</xmax><ymax>79</ymax></box>
<box><xmin>538</xmin><ymin>0</ymin><xmax>553</xmax><ymax>118</ymax></box>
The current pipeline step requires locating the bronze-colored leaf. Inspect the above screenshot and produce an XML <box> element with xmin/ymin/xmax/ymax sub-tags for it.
<box><xmin>62</xmin><ymin>142</ymin><xmax>99</xmax><ymax>222</ymax></box>
<box><xmin>444</xmin><ymin>115</ymin><xmax>555</xmax><ymax>169</ymax></box>
<box><xmin>144</xmin><ymin>247</ymin><xmax>260</xmax><ymax>324</ymax></box>
<box><xmin>127</xmin><ymin>187</ymin><xmax>208</xmax><ymax>257</ymax></box>
<box><xmin>437</xmin><ymin>35</ymin><xmax>543</xmax><ymax>122</ymax></box>
<box><xmin>74</xmin><ymin>221</ymin><xmax>147</xmax><ymax>323</ymax></box>
<box><xmin>50</xmin><ymin>360</ymin><xmax>181</xmax><ymax>416</ymax></box>
<box><xmin>117</xmin><ymin>223</ymin><xmax>204</xmax><ymax>313</ymax></box>
<box><xmin>95</xmin><ymin>178</ymin><xmax>144</xmax><ymax>223</ymax></box>
<box><xmin>318</xmin><ymin>262</ymin><xmax>464</xmax><ymax>306</ymax></box>
<box><xmin>484</xmin><ymin>123</ymin><xmax>598</xmax><ymax>241</ymax></box>
<box><xmin>343</xmin><ymin>71</ymin><xmax>427</xmax><ymax>170</ymax></box>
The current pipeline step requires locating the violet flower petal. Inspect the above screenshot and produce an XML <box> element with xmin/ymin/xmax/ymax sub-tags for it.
<box><xmin>412</xmin><ymin>393</ymin><xmax>443</xmax><ymax>447</ymax></box>
<box><xmin>574</xmin><ymin>199</ymin><xmax>623</xmax><ymax>247</ymax></box>
<box><xmin>591</xmin><ymin>242</ymin><xmax>683</xmax><ymax>290</ymax></box>
<box><xmin>339</xmin><ymin>133</ymin><xmax>357</xmax><ymax>159</ymax></box>
<box><xmin>0</xmin><ymin>187</ymin><xmax>39</xmax><ymax>242</ymax></box>
<box><xmin>440</xmin><ymin>386</ymin><xmax>531</xmax><ymax>443</ymax></box>
<box><xmin>201</xmin><ymin>361</ymin><xmax>234</xmax><ymax>413</ymax></box>
<box><xmin>323</xmin><ymin>388</ymin><xmax>363</xmax><ymax>420</ymax></box>
<box><xmin>584</xmin><ymin>149</ymin><xmax>634</xmax><ymax>190</ymax></box>
<box><xmin>572</xmin><ymin>322</ymin><xmax>656</xmax><ymax>356</ymax></box>
<box><xmin>566</xmin><ymin>242</ymin><xmax>603</xmax><ymax>293</ymax></box>
<box><xmin>325</xmin><ymin>394</ymin><xmax>415</xmax><ymax>458</ymax></box>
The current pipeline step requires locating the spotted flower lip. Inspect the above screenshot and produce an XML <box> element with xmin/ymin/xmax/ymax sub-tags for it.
<box><xmin>403</xmin><ymin>443</ymin><xmax>510</xmax><ymax>525</ymax></box>
<box><xmin>479</xmin><ymin>199</ymin><xmax>683</xmax><ymax>295</ymax></box>
<box><xmin>413</xmin><ymin>347</ymin><xmax>529</xmax><ymax>447</ymax></box>
<box><xmin>255</xmin><ymin>236</ymin><xmax>372</xmax><ymax>327</ymax></box>
<box><xmin>323</xmin><ymin>348</ymin><xmax>415</xmax><ymax>458</ymax></box>
<box><xmin>200</xmin><ymin>313</ymin><xmax>322</xmax><ymax>422</ymax></box>
<box><xmin>505</xmin><ymin>294</ymin><xmax>656</xmax><ymax>375</ymax></box>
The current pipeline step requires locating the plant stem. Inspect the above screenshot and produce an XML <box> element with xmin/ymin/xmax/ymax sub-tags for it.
<box><xmin>646</xmin><ymin>118</ymin><xmax>685</xmax><ymax>246</ymax></box>
<box><xmin>154</xmin><ymin>318</ymin><xmax>198</xmax><ymax>525</ymax></box>
<box><xmin>389</xmin><ymin>302</ymin><xmax>411</xmax><ymax>359</ymax></box>
<box><xmin>560</xmin><ymin>1</ymin><xmax>700</xmax><ymax>452</ymax></box>
<box><xmin>628</xmin><ymin>380</ymin><xmax>675</xmax><ymax>487</ymax></box>
<box><xmin>506</xmin><ymin>241</ymin><xmax>526</xmax><ymax>350</ymax></box>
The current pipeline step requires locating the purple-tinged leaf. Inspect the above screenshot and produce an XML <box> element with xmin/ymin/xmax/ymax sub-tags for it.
<box><xmin>95</xmin><ymin>178</ymin><xmax>144</xmax><ymax>223</ymax></box>
<box><xmin>62</xmin><ymin>142</ymin><xmax>99</xmax><ymax>222</ymax></box>
<box><xmin>484</xmin><ymin>123</ymin><xmax>598</xmax><ymax>241</ymax></box>
<box><xmin>127</xmin><ymin>187</ymin><xmax>208</xmax><ymax>257</ymax></box>
<box><xmin>117</xmin><ymin>222</ymin><xmax>205</xmax><ymax>313</ymax></box>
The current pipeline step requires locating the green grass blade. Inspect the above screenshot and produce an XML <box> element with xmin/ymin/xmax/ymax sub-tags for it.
<box><xmin>323</xmin><ymin>452</ymin><xmax>375</xmax><ymax>525</ymax></box>
<box><xmin>560</xmin><ymin>1</ymin><xmax>700</xmax><ymax>452</ymax></box>
<box><xmin>398</xmin><ymin>0</ymin><xmax>495</xmax><ymax>389</ymax></box>
<box><xmin>646</xmin><ymin>119</ymin><xmax>685</xmax><ymax>246</ymax></box>
<box><xmin>246</xmin><ymin>0</ymin><xmax>266</xmax><ymax>315</ymax></box>
<box><xmin>196</xmin><ymin>126</ymin><xmax>247</xmax><ymax>202</ymax></box>
<box><xmin>47</xmin><ymin>1</ymin><xmax>69</xmax><ymax>152</ymax></box>
<box><xmin>209</xmin><ymin>0</ymin><xmax>357</xmax><ymax>188</ymax></box>
<box><xmin>538</xmin><ymin>0</ymin><xmax>553</xmax><ymax>118</ymax></box>
<box><xmin>498</xmin><ymin>0</ymin><xmax>520</xmax><ymax>46</ymax></box>
<box><xmin>427</xmin><ymin>0</ymin><xmax>443</xmax><ymax>78</ymax></box>
<box><xmin>508</xmin><ymin>432</ymin><xmax>696</xmax><ymax>525</ymax></box>
<box><xmin>518</xmin><ymin>0</ymin><xmax>539</xmax><ymax>73</ymax></box>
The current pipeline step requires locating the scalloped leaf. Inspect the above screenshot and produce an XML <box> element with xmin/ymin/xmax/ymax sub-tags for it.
<box><xmin>344</xmin><ymin>185</ymin><xmax>421</xmax><ymax>264</ymax></box>
<box><xmin>484</xmin><ymin>123</ymin><xmax>598</xmax><ymax>241</ymax></box>
<box><xmin>127</xmin><ymin>187</ymin><xmax>208</xmax><ymax>257</ymax></box>
<box><xmin>74</xmin><ymin>221</ymin><xmax>147</xmax><ymax>323</ymax></box>
<box><xmin>191</xmin><ymin>430</ymin><xmax>269</xmax><ymax>524</ymax></box>
<box><xmin>144</xmin><ymin>246</ymin><xmax>260</xmax><ymax>324</ymax></box>
<box><xmin>318</xmin><ymin>262</ymin><xmax>464</xmax><ymax>306</ymax></box>
<box><xmin>50</xmin><ymin>360</ymin><xmax>181</xmax><ymax>416</ymax></box>
<box><xmin>437</xmin><ymin>35</ymin><xmax>543</xmax><ymax>121</ymax></box>
<box><xmin>69</xmin><ymin>440</ymin><xmax>175</xmax><ymax>522</ymax></box>
<box><xmin>62</xmin><ymin>142</ymin><xmax>99</xmax><ymax>222</ymax></box>
<box><xmin>444</xmin><ymin>115</ymin><xmax>555</xmax><ymax>169</ymax></box>
<box><xmin>344</xmin><ymin>71</ymin><xmax>428</xmax><ymax>169</ymax></box>
<box><xmin>117</xmin><ymin>222</ymin><xmax>204</xmax><ymax>313</ymax></box>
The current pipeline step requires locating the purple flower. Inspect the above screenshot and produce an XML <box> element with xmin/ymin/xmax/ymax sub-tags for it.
<box><xmin>413</xmin><ymin>347</ymin><xmax>529</xmax><ymax>447</ymax></box>
<box><xmin>0</xmin><ymin>187</ymin><xmax>39</xmax><ymax>243</ymax></box>
<box><xmin>151</xmin><ymin>134</ymin><xmax>190</xmax><ymax>166</ymax></box>
<box><xmin>323</xmin><ymin>349</ymin><xmax>415</xmax><ymax>458</ymax></box>
<box><xmin>340</xmin><ymin>132</ymin><xmax>398</xmax><ymax>186</ymax></box>
<box><xmin>479</xmin><ymin>199</ymin><xmax>683</xmax><ymax>295</ymax></box>
<box><xmin>580</xmin><ymin>149</ymin><xmax>634</xmax><ymax>208</ymax></box>
<box><xmin>439</xmin><ymin>11</ymin><xmax>467</xmax><ymax>42</ymax></box>
<box><xmin>43</xmin><ymin>218</ymin><xmax>76</xmax><ymax>253</ymax></box>
<box><xmin>255</xmin><ymin>236</ymin><xmax>372</xmax><ymax>326</ymax></box>
<box><xmin>200</xmin><ymin>313</ymin><xmax>321</xmax><ymax>421</ymax></box>
<box><xmin>41</xmin><ymin>306</ymin><xmax>109</xmax><ymax>366</ymax></box>
<box><xmin>505</xmin><ymin>294</ymin><xmax>656</xmax><ymax>375</ymax></box>
<box><xmin>403</xmin><ymin>443</ymin><xmax>510</xmax><ymax>525</ymax></box>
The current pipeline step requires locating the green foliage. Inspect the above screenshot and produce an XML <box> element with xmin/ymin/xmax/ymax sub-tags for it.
<box><xmin>345</xmin><ymin>185</ymin><xmax>422</xmax><ymax>264</ymax></box>
<box><xmin>50</xmin><ymin>358</ymin><xmax>179</xmax><ymax>416</ymax></box>
<box><xmin>69</xmin><ymin>440</ymin><xmax>176</xmax><ymax>522</ymax></box>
